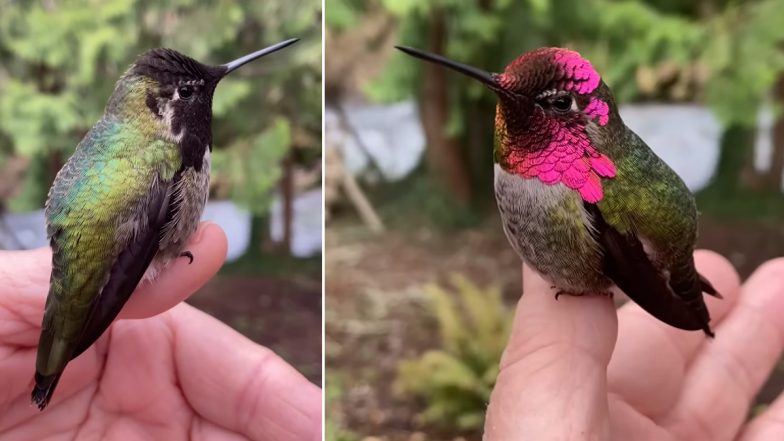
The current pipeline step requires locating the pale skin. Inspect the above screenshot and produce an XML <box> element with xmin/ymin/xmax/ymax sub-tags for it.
<box><xmin>485</xmin><ymin>250</ymin><xmax>784</xmax><ymax>440</ymax></box>
<box><xmin>0</xmin><ymin>222</ymin><xmax>321</xmax><ymax>441</ymax></box>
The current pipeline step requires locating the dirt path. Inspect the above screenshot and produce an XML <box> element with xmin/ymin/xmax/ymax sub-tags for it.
<box><xmin>188</xmin><ymin>275</ymin><xmax>322</xmax><ymax>385</ymax></box>
<box><xmin>326</xmin><ymin>216</ymin><xmax>784</xmax><ymax>440</ymax></box>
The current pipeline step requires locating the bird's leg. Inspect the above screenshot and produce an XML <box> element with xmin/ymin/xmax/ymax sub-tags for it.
<box><xmin>179</xmin><ymin>251</ymin><xmax>194</xmax><ymax>264</ymax></box>
<box><xmin>554</xmin><ymin>290</ymin><xmax>613</xmax><ymax>300</ymax></box>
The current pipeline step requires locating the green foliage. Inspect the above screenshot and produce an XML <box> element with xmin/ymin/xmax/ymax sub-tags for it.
<box><xmin>332</xmin><ymin>0</ymin><xmax>784</xmax><ymax>127</ymax></box>
<box><xmin>696</xmin><ymin>126</ymin><xmax>784</xmax><ymax>221</ymax></box>
<box><xmin>325</xmin><ymin>370</ymin><xmax>360</xmax><ymax>441</ymax></box>
<box><xmin>702</xmin><ymin>1</ymin><xmax>784</xmax><ymax>125</ymax></box>
<box><xmin>0</xmin><ymin>0</ymin><xmax>321</xmax><ymax>213</ymax></box>
<box><xmin>326</xmin><ymin>0</ymin><xmax>784</xmax><ymax>204</ymax></box>
<box><xmin>325</xmin><ymin>419</ymin><xmax>359</xmax><ymax>441</ymax></box>
<box><xmin>395</xmin><ymin>274</ymin><xmax>513</xmax><ymax>431</ymax></box>
<box><xmin>0</xmin><ymin>79</ymin><xmax>83</xmax><ymax>156</ymax></box>
<box><xmin>7</xmin><ymin>155</ymin><xmax>50</xmax><ymax>212</ymax></box>
<box><xmin>585</xmin><ymin>0</ymin><xmax>705</xmax><ymax>102</ymax></box>
<box><xmin>325</xmin><ymin>0</ymin><xmax>364</xmax><ymax>31</ymax></box>
<box><xmin>375</xmin><ymin>171</ymin><xmax>483</xmax><ymax>230</ymax></box>
<box><xmin>361</xmin><ymin>0</ymin><xmax>525</xmax><ymax>109</ymax></box>
<box><xmin>212</xmin><ymin>118</ymin><xmax>290</xmax><ymax>215</ymax></box>
<box><xmin>698</xmin><ymin>188</ymin><xmax>784</xmax><ymax>221</ymax></box>
<box><xmin>590</xmin><ymin>0</ymin><xmax>784</xmax><ymax>124</ymax></box>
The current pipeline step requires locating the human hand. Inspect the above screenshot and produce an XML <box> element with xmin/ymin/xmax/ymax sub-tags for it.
<box><xmin>0</xmin><ymin>222</ymin><xmax>321</xmax><ymax>441</ymax></box>
<box><xmin>484</xmin><ymin>250</ymin><xmax>784</xmax><ymax>441</ymax></box>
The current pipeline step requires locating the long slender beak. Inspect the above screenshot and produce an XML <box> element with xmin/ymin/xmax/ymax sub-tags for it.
<box><xmin>395</xmin><ymin>46</ymin><xmax>498</xmax><ymax>88</ymax></box>
<box><xmin>221</xmin><ymin>38</ymin><xmax>300</xmax><ymax>76</ymax></box>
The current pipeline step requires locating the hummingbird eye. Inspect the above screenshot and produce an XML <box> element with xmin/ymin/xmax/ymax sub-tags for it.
<box><xmin>177</xmin><ymin>85</ymin><xmax>194</xmax><ymax>100</ymax></box>
<box><xmin>551</xmin><ymin>95</ymin><xmax>573</xmax><ymax>113</ymax></box>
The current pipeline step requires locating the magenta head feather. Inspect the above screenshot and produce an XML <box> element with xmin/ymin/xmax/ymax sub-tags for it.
<box><xmin>396</xmin><ymin>45</ymin><xmax>616</xmax><ymax>202</ymax></box>
<box><xmin>496</xmin><ymin>48</ymin><xmax>609</xmax><ymax>127</ymax></box>
<box><xmin>495</xmin><ymin>48</ymin><xmax>616</xmax><ymax>202</ymax></box>
<box><xmin>498</xmin><ymin>48</ymin><xmax>601</xmax><ymax>96</ymax></box>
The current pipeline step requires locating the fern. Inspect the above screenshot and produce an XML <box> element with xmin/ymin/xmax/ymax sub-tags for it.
<box><xmin>395</xmin><ymin>274</ymin><xmax>513</xmax><ymax>431</ymax></box>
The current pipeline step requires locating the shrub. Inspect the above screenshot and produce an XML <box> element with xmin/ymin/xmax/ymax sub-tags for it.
<box><xmin>395</xmin><ymin>274</ymin><xmax>513</xmax><ymax>431</ymax></box>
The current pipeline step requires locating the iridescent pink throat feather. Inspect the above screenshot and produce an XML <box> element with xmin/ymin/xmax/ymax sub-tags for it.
<box><xmin>497</xmin><ymin>49</ymin><xmax>615</xmax><ymax>203</ymax></box>
<box><xmin>503</xmin><ymin>118</ymin><xmax>616</xmax><ymax>203</ymax></box>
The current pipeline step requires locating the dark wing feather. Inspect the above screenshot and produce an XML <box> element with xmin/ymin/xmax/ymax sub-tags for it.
<box><xmin>699</xmin><ymin>273</ymin><xmax>721</xmax><ymax>298</ymax></box>
<box><xmin>584</xmin><ymin>203</ymin><xmax>715</xmax><ymax>336</ymax></box>
<box><xmin>69</xmin><ymin>172</ymin><xmax>180</xmax><ymax>359</ymax></box>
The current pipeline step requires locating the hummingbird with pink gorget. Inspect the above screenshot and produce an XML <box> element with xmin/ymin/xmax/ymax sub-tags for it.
<box><xmin>397</xmin><ymin>46</ymin><xmax>721</xmax><ymax>336</ymax></box>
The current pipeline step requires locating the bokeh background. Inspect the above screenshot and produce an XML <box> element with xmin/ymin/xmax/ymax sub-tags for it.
<box><xmin>325</xmin><ymin>0</ymin><xmax>784</xmax><ymax>440</ymax></box>
<box><xmin>0</xmin><ymin>0</ymin><xmax>322</xmax><ymax>384</ymax></box>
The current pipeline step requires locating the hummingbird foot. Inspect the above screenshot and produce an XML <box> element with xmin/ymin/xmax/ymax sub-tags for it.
<box><xmin>554</xmin><ymin>290</ymin><xmax>614</xmax><ymax>300</ymax></box>
<box><xmin>179</xmin><ymin>251</ymin><xmax>194</xmax><ymax>264</ymax></box>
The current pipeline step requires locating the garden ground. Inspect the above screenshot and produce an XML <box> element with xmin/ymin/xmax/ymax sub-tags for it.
<box><xmin>326</xmin><ymin>213</ymin><xmax>784</xmax><ymax>441</ymax></box>
<box><xmin>188</xmin><ymin>258</ymin><xmax>322</xmax><ymax>385</ymax></box>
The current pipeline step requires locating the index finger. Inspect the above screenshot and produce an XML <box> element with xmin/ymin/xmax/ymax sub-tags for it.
<box><xmin>484</xmin><ymin>263</ymin><xmax>617</xmax><ymax>440</ymax></box>
<box><xmin>607</xmin><ymin>250</ymin><xmax>741</xmax><ymax>418</ymax></box>
<box><xmin>171</xmin><ymin>304</ymin><xmax>322</xmax><ymax>441</ymax></box>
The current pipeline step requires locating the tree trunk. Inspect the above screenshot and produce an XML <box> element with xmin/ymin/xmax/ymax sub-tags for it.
<box><xmin>47</xmin><ymin>150</ymin><xmax>63</xmax><ymax>186</ymax></box>
<box><xmin>0</xmin><ymin>155</ymin><xmax>29</xmax><ymax>201</ymax></box>
<box><xmin>419</xmin><ymin>9</ymin><xmax>472</xmax><ymax>205</ymax></box>
<box><xmin>741</xmin><ymin>74</ymin><xmax>784</xmax><ymax>191</ymax></box>
<box><xmin>464</xmin><ymin>95</ymin><xmax>495</xmax><ymax>209</ymax></box>
<box><xmin>710</xmin><ymin>126</ymin><xmax>754</xmax><ymax>192</ymax></box>
<box><xmin>740</xmin><ymin>133</ymin><xmax>764</xmax><ymax>190</ymax></box>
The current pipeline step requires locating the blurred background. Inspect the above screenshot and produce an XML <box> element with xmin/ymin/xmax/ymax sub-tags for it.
<box><xmin>0</xmin><ymin>0</ymin><xmax>322</xmax><ymax>384</ymax></box>
<box><xmin>325</xmin><ymin>0</ymin><xmax>784</xmax><ymax>440</ymax></box>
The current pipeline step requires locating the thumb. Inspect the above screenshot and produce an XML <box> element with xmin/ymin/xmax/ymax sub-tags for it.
<box><xmin>484</xmin><ymin>263</ymin><xmax>618</xmax><ymax>440</ymax></box>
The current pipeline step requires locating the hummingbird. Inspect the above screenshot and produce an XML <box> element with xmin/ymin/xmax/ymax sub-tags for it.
<box><xmin>397</xmin><ymin>46</ymin><xmax>720</xmax><ymax>336</ymax></box>
<box><xmin>33</xmin><ymin>38</ymin><xmax>299</xmax><ymax>410</ymax></box>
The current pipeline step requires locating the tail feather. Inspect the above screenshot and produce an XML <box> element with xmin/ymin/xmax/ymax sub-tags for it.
<box><xmin>31</xmin><ymin>371</ymin><xmax>63</xmax><ymax>410</ymax></box>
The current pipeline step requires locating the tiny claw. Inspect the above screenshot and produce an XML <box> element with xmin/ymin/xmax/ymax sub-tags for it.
<box><xmin>553</xmin><ymin>290</ymin><xmax>612</xmax><ymax>300</ymax></box>
<box><xmin>179</xmin><ymin>251</ymin><xmax>194</xmax><ymax>264</ymax></box>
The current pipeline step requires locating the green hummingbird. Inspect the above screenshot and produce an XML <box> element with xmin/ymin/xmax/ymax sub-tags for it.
<box><xmin>397</xmin><ymin>46</ymin><xmax>721</xmax><ymax>336</ymax></box>
<box><xmin>33</xmin><ymin>38</ymin><xmax>299</xmax><ymax>410</ymax></box>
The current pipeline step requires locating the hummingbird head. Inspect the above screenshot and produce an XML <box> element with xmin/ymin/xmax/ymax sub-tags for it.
<box><xmin>397</xmin><ymin>46</ymin><xmax>619</xmax><ymax>203</ymax></box>
<box><xmin>107</xmin><ymin>39</ymin><xmax>299</xmax><ymax>166</ymax></box>
<box><xmin>127</xmin><ymin>48</ymin><xmax>223</xmax><ymax>146</ymax></box>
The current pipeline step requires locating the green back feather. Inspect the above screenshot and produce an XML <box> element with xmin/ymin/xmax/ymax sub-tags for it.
<box><xmin>42</xmin><ymin>77</ymin><xmax>180</xmax><ymax>354</ymax></box>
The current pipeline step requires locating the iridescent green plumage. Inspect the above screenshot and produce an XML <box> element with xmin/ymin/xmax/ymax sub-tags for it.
<box><xmin>37</xmin><ymin>76</ymin><xmax>181</xmax><ymax>392</ymax></box>
<box><xmin>599</xmin><ymin>131</ymin><xmax>696</xmax><ymax>259</ymax></box>
<box><xmin>33</xmin><ymin>39</ymin><xmax>299</xmax><ymax>410</ymax></box>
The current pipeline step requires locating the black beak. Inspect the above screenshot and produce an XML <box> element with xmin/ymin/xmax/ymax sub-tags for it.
<box><xmin>221</xmin><ymin>38</ymin><xmax>300</xmax><ymax>76</ymax></box>
<box><xmin>395</xmin><ymin>46</ymin><xmax>499</xmax><ymax>88</ymax></box>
